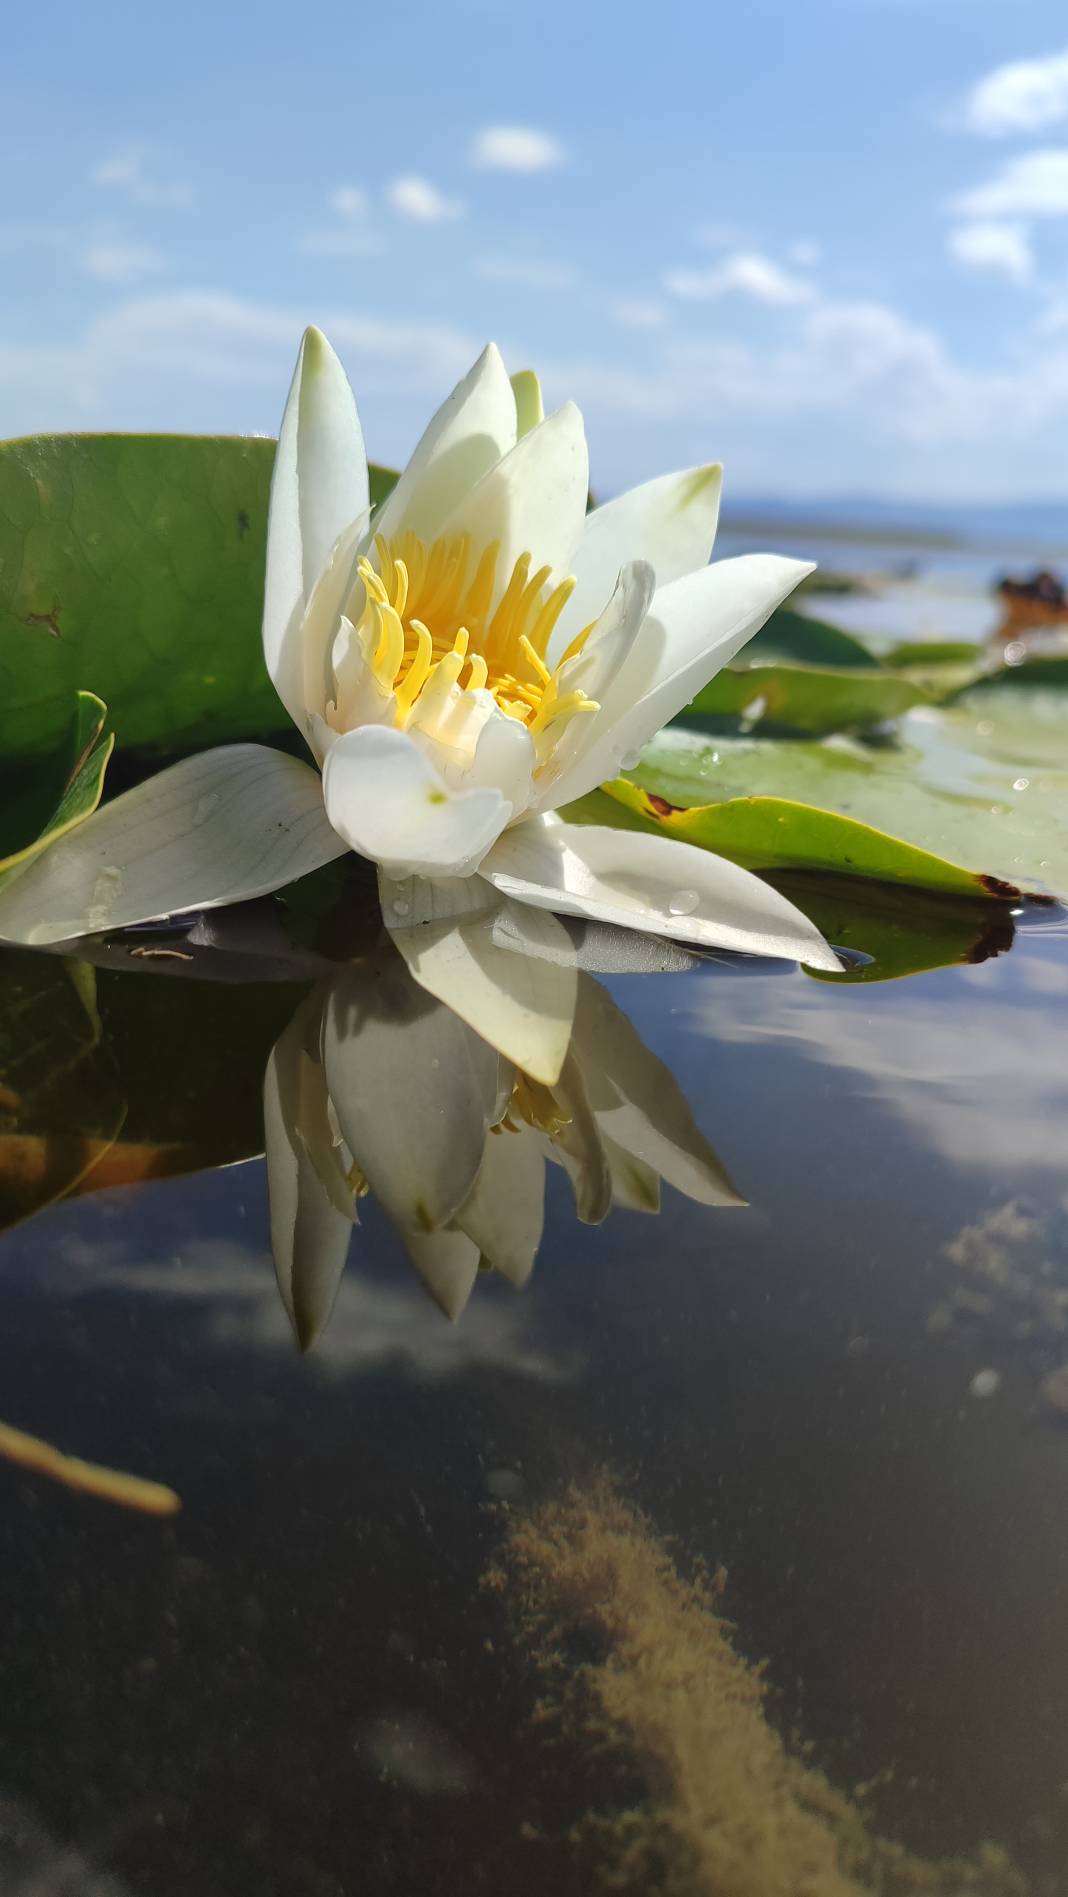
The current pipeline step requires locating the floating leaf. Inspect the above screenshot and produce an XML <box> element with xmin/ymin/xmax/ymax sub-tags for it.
<box><xmin>0</xmin><ymin>434</ymin><xmax>398</xmax><ymax>762</ymax></box>
<box><xmin>683</xmin><ymin>663</ymin><xmax>931</xmax><ymax>736</ymax></box>
<box><xmin>0</xmin><ymin>691</ymin><xmax>113</xmax><ymax>892</ymax></box>
<box><xmin>579</xmin><ymin>778</ymin><xmax>1002</xmax><ymax>899</ymax></box>
<box><xmin>745</xmin><ymin>605</ymin><xmax>878</xmax><ymax>670</ymax></box>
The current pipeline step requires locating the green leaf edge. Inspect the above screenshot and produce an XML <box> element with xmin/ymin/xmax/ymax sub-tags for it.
<box><xmin>0</xmin><ymin>690</ymin><xmax>114</xmax><ymax>891</ymax></box>
<box><xmin>589</xmin><ymin>778</ymin><xmax>1019</xmax><ymax>902</ymax></box>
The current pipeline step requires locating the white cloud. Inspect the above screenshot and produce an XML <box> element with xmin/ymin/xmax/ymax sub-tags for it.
<box><xmin>951</xmin><ymin>147</ymin><xmax>1068</xmax><ymax>218</ymax></box>
<box><xmin>91</xmin><ymin>149</ymin><xmax>192</xmax><ymax>210</ymax></box>
<box><xmin>329</xmin><ymin>184</ymin><xmax>370</xmax><ymax>220</ymax></box>
<box><xmin>665</xmin><ymin>251</ymin><xmax>816</xmax><ymax>307</ymax></box>
<box><xmin>386</xmin><ymin>174</ymin><xmax>465</xmax><ymax>221</ymax></box>
<box><xmin>787</xmin><ymin>239</ymin><xmax>823</xmax><ymax>267</ymax></box>
<box><xmin>82</xmin><ymin>240</ymin><xmax>169</xmax><ymax>285</ymax></box>
<box><xmin>612</xmin><ymin>299</ymin><xmax>669</xmax><ymax>329</ymax></box>
<box><xmin>963</xmin><ymin>47</ymin><xmax>1068</xmax><ymax>137</ymax></box>
<box><xmin>471</xmin><ymin>125</ymin><xmax>565</xmax><ymax>171</ymax></box>
<box><xmin>476</xmin><ymin>255</ymin><xmax>574</xmax><ymax>290</ymax></box>
<box><xmin>948</xmin><ymin>219</ymin><xmax>1033</xmax><ymax>282</ymax></box>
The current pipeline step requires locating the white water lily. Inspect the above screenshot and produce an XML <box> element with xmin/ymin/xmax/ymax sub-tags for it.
<box><xmin>264</xmin><ymin>934</ymin><xmax>742</xmax><ymax>1347</ymax></box>
<box><xmin>0</xmin><ymin>328</ymin><xmax>839</xmax><ymax>1079</ymax></box>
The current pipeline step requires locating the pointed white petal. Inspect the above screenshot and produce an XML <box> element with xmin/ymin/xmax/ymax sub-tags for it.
<box><xmin>301</xmin><ymin>509</ymin><xmax>370</xmax><ymax>739</ymax></box>
<box><xmin>263</xmin><ymin>327</ymin><xmax>369</xmax><ymax>728</ymax></box>
<box><xmin>510</xmin><ymin>369</ymin><xmax>544</xmax><ymax>439</ymax></box>
<box><xmin>263</xmin><ymin>999</ymin><xmax>354</xmax><ymax>1351</ymax></box>
<box><xmin>379</xmin><ymin>872</ymin><xmax>577</xmax><ymax>1085</ymax></box>
<box><xmin>438</xmin><ymin>402</ymin><xmax>589</xmax><ymax>595</ymax></box>
<box><xmin>456</xmin><ymin>1125</ymin><xmax>545</xmax><ymax>1286</ymax></box>
<box><xmin>552</xmin><ymin>464</ymin><xmax>722</xmax><ymax>653</ymax></box>
<box><xmin>321</xmin><ymin>726</ymin><xmax>509</xmax><ymax>877</ymax></box>
<box><xmin>532</xmin><ymin>561</ymin><xmax>655</xmax><ymax>813</ymax></box>
<box><xmin>480</xmin><ymin>816</ymin><xmax>842</xmax><ymax>972</ymax></box>
<box><xmin>0</xmin><ymin>746</ymin><xmax>347</xmax><ymax>948</ymax></box>
<box><xmin>401</xmin><ymin>1230</ymin><xmax>481</xmax><ymax>1319</ymax></box>
<box><xmin>322</xmin><ymin>956</ymin><xmax>500</xmax><ymax>1234</ymax></box>
<box><xmin>602</xmin><ymin>1137</ymin><xmax>661</xmax><ymax>1213</ymax></box>
<box><xmin>570</xmin><ymin>974</ymin><xmax>743</xmax><ymax>1206</ymax></box>
<box><xmin>544</xmin><ymin>555</ymin><xmax>813</xmax><ymax>809</ymax></box>
<box><xmin>372</xmin><ymin>343</ymin><xmax>517</xmax><ymax>548</ymax></box>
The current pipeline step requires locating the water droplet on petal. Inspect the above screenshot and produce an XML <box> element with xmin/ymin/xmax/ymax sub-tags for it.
<box><xmin>88</xmin><ymin>865</ymin><xmax>124</xmax><ymax>931</ymax></box>
<box><xmin>1013</xmin><ymin>777</ymin><xmax>1030</xmax><ymax>792</ymax></box>
<box><xmin>668</xmin><ymin>888</ymin><xmax>700</xmax><ymax>917</ymax></box>
<box><xmin>619</xmin><ymin>748</ymin><xmax>643</xmax><ymax>771</ymax></box>
<box><xmin>392</xmin><ymin>897</ymin><xmax>410</xmax><ymax>917</ymax></box>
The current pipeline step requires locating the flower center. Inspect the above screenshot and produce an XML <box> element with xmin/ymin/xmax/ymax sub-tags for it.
<box><xmin>350</xmin><ymin>531</ymin><xmax>599</xmax><ymax>743</ymax></box>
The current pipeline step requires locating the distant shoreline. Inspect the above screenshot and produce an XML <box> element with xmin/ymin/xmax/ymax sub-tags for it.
<box><xmin>719</xmin><ymin>510</ymin><xmax>1066</xmax><ymax>560</ymax></box>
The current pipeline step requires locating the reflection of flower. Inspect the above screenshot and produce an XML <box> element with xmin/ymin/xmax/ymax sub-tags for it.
<box><xmin>264</xmin><ymin>934</ymin><xmax>740</xmax><ymax>1348</ymax></box>
<box><xmin>0</xmin><ymin>331</ymin><xmax>838</xmax><ymax>1022</ymax></box>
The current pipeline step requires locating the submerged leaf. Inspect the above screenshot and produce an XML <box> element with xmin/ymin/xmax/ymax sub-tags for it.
<box><xmin>682</xmin><ymin>662</ymin><xmax>931</xmax><ymax>735</ymax></box>
<box><xmin>0</xmin><ymin>692</ymin><xmax>113</xmax><ymax>892</ymax></box>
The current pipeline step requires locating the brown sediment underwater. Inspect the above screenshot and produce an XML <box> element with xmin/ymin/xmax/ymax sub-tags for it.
<box><xmin>491</xmin><ymin>1476</ymin><xmax>1025</xmax><ymax>1897</ymax></box>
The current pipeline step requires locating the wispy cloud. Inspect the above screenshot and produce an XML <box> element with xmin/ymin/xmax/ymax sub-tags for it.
<box><xmin>475</xmin><ymin>255</ymin><xmax>574</xmax><ymax>290</ymax></box>
<box><xmin>786</xmin><ymin>239</ymin><xmax>822</xmax><ymax>268</ymax></box>
<box><xmin>947</xmin><ymin>219</ymin><xmax>1033</xmax><ymax>283</ymax></box>
<box><xmin>962</xmin><ymin>47</ymin><xmax>1068</xmax><ymax>137</ymax></box>
<box><xmin>386</xmin><ymin>175</ymin><xmax>465</xmax><ymax>221</ymax></box>
<box><xmin>471</xmin><ymin>125</ymin><xmax>565</xmax><ymax>171</ymax></box>
<box><xmin>665</xmin><ymin>251</ymin><xmax>816</xmax><ymax>307</ymax></box>
<box><xmin>611</xmin><ymin>299</ymin><xmax>668</xmax><ymax>329</ymax></box>
<box><xmin>91</xmin><ymin>149</ymin><xmax>192</xmax><ymax>210</ymax></box>
<box><xmin>299</xmin><ymin>183</ymin><xmax>383</xmax><ymax>258</ymax></box>
<box><xmin>951</xmin><ymin>148</ymin><xmax>1068</xmax><ymax>218</ymax></box>
<box><xmin>82</xmin><ymin>239</ymin><xmax>170</xmax><ymax>285</ymax></box>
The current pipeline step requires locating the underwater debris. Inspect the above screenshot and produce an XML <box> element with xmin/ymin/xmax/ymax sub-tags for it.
<box><xmin>491</xmin><ymin>1475</ymin><xmax>1025</xmax><ymax>1897</ymax></box>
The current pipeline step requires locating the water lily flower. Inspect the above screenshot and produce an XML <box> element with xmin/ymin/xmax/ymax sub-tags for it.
<box><xmin>264</xmin><ymin>934</ymin><xmax>741</xmax><ymax>1347</ymax></box>
<box><xmin>0</xmin><ymin>329</ymin><xmax>839</xmax><ymax>1078</ymax></box>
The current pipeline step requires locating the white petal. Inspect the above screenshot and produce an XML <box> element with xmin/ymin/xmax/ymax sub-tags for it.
<box><xmin>263</xmin><ymin>999</ymin><xmax>354</xmax><ymax>1351</ymax></box>
<box><xmin>401</xmin><ymin>1230</ymin><xmax>481</xmax><ymax>1319</ymax></box>
<box><xmin>321</xmin><ymin>726</ymin><xmax>509</xmax><ymax>877</ymax></box>
<box><xmin>552</xmin><ymin>464</ymin><xmax>722</xmax><ymax>653</ymax></box>
<box><xmin>263</xmin><ymin>327</ymin><xmax>369</xmax><ymax>729</ymax></box>
<box><xmin>0</xmin><ymin>746</ymin><xmax>348</xmax><ymax>948</ymax></box>
<box><xmin>456</xmin><ymin>1125</ymin><xmax>545</xmax><ymax>1286</ymax></box>
<box><xmin>437</xmin><ymin>402</ymin><xmax>589</xmax><ymax>598</ymax></box>
<box><xmin>510</xmin><ymin>369</ymin><xmax>543</xmax><ymax>439</ymax></box>
<box><xmin>544</xmin><ymin>1051</ymin><xmax>611</xmax><ymax>1223</ymax></box>
<box><xmin>379</xmin><ymin>872</ymin><xmax>577</xmax><ymax>1085</ymax></box>
<box><xmin>321</xmin><ymin>955</ymin><xmax>500</xmax><ymax>1234</ymax></box>
<box><xmin>570</xmin><ymin>974</ymin><xmax>743</xmax><ymax>1207</ymax></box>
<box><xmin>602</xmin><ymin>1138</ymin><xmax>661</xmax><ymax>1213</ymax></box>
<box><xmin>532</xmin><ymin>561</ymin><xmax>655</xmax><ymax>813</ymax></box>
<box><xmin>544</xmin><ymin>555</ymin><xmax>813</xmax><ymax>809</ymax></box>
<box><xmin>480</xmin><ymin>816</ymin><xmax>842</xmax><ymax>972</ymax></box>
<box><xmin>301</xmin><ymin>510</ymin><xmax>370</xmax><ymax>739</ymax></box>
<box><xmin>372</xmin><ymin>344</ymin><xmax>517</xmax><ymax>549</ymax></box>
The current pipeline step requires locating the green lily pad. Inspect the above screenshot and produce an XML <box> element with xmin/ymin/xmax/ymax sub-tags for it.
<box><xmin>881</xmin><ymin>639</ymin><xmax>979</xmax><ymax>669</ymax></box>
<box><xmin>951</xmin><ymin>654</ymin><xmax>1068</xmax><ymax>696</ymax></box>
<box><xmin>582</xmin><ymin>777</ymin><xmax>1002</xmax><ymax>899</ymax></box>
<box><xmin>596</xmin><ymin>691</ymin><xmax>1068</xmax><ymax>896</ymax></box>
<box><xmin>745</xmin><ymin>605</ymin><xmax>878</xmax><ymax>670</ymax></box>
<box><xmin>683</xmin><ymin>662</ymin><xmax>931</xmax><ymax>736</ymax></box>
<box><xmin>0</xmin><ymin>434</ymin><xmax>398</xmax><ymax>762</ymax></box>
<box><xmin>0</xmin><ymin>691</ymin><xmax>113</xmax><ymax>892</ymax></box>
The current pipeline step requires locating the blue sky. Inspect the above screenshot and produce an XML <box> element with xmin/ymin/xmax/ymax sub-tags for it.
<box><xmin>5</xmin><ymin>0</ymin><xmax>1068</xmax><ymax>500</ymax></box>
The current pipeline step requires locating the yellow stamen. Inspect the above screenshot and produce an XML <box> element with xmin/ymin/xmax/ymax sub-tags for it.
<box><xmin>346</xmin><ymin>531</ymin><xmax>600</xmax><ymax>746</ymax></box>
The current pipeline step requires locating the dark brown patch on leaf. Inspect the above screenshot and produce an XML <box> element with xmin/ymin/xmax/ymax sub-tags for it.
<box><xmin>645</xmin><ymin>792</ymin><xmax>682</xmax><ymax>818</ymax></box>
<box><xmin>978</xmin><ymin>872</ymin><xmax>1020</xmax><ymax>901</ymax></box>
<box><xmin>965</xmin><ymin>918</ymin><xmax>1016</xmax><ymax>965</ymax></box>
<box><xmin>22</xmin><ymin>604</ymin><xmax>62</xmax><ymax>639</ymax></box>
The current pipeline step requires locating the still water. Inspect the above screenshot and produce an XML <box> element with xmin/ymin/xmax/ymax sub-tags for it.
<box><xmin>1</xmin><ymin>902</ymin><xmax>1067</xmax><ymax>1895</ymax></box>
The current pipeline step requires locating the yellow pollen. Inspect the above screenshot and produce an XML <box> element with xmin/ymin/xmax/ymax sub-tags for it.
<box><xmin>351</xmin><ymin>533</ymin><xmax>600</xmax><ymax>743</ymax></box>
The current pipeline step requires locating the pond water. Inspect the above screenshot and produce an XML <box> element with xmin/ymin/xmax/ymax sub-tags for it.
<box><xmin>1</xmin><ymin>894</ymin><xmax>1067</xmax><ymax>1896</ymax></box>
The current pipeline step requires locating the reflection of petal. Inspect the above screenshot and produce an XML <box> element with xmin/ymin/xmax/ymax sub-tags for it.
<box><xmin>456</xmin><ymin>1125</ymin><xmax>545</xmax><ymax>1286</ymax></box>
<box><xmin>602</xmin><ymin>1136</ymin><xmax>661</xmax><ymax>1214</ymax></box>
<box><xmin>571</xmin><ymin>974</ymin><xmax>744</xmax><ymax>1207</ymax></box>
<box><xmin>263</xmin><ymin>997</ymin><xmax>354</xmax><ymax>1351</ymax></box>
<box><xmin>401</xmin><ymin>1229</ymin><xmax>481</xmax><ymax>1319</ymax></box>
<box><xmin>380</xmin><ymin>873</ymin><xmax>577</xmax><ymax>1084</ymax></box>
<box><xmin>322</xmin><ymin>954</ymin><xmax>500</xmax><ymax>1234</ymax></box>
<box><xmin>547</xmin><ymin>1050</ymin><xmax>612</xmax><ymax>1225</ymax></box>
